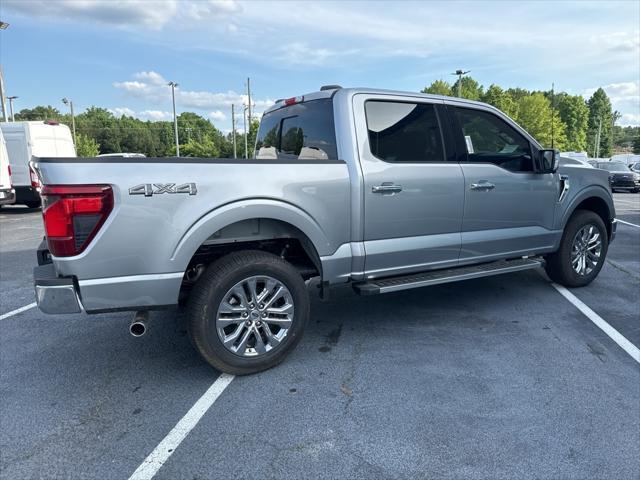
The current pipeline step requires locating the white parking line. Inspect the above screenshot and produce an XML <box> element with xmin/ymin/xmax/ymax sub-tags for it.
<box><xmin>0</xmin><ymin>302</ymin><xmax>37</xmax><ymax>320</ymax></box>
<box><xmin>617</xmin><ymin>219</ymin><xmax>640</xmax><ymax>228</ymax></box>
<box><xmin>128</xmin><ymin>373</ymin><xmax>236</xmax><ymax>480</ymax></box>
<box><xmin>552</xmin><ymin>283</ymin><xmax>640</xmax><ymax>364</ymax></box>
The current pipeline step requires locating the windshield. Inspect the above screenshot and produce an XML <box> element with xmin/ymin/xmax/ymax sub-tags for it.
<box><xmin>597</xmin><ymin>162</ymin><xmax>629</xmax><ymax>172</ymax></box>
<box><xmin>255</xmin><ymin>98</ymin><xmax>337</xmax><ymax>160</ymax></box>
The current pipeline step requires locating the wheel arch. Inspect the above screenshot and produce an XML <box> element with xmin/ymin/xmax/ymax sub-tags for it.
<box><xmin>560</xmin><ymin>187</ymin><xmax>614</xmax><ymax>239</ymax></box>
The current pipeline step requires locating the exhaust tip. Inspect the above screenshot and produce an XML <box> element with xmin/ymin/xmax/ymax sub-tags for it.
<box><xmin>130</xmin><ymin>322</ymin><xmax>146</xmax><ymax>337</ymax></box>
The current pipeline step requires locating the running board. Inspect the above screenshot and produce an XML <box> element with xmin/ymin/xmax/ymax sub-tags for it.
<box><xmin>353</xmin><ymin>258</ymin><xmax>544</xmax><ymax>295</ymax></box>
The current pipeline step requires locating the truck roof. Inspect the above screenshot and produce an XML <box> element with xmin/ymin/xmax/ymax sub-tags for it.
<box><xmin>264</xmin><ymin>86</ymin><xmax>491</xmax><ymax>115</ymax></box>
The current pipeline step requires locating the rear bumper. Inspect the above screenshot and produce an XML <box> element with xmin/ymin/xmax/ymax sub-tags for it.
<box><xmin>33</xmin><ymin>263</ymin><xmax>82</xmax><ymax>314</ymax></box>
<box><xmin>0</xmin><ymin>188</ymin><xmax>16</xmax><ymax>206</ymax></box>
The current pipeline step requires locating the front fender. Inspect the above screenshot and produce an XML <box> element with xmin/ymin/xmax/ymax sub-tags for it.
<box><xmin>558</xmin><ymin>184</ymin><xmax>615</xmax><ymax>229</ymax></box>
<box><xmin>170</xmin><ymin>198</ymin><xmax>334</xmax><ymax>271</ymax></box>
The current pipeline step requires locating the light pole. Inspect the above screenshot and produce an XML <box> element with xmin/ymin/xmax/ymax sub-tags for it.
<box><xmin>231</xmin><ymin>104</ymin><xmax>237</xmax><ymax>159</ymax></box>
<box><xmin>168</xmin><ymin>81</ymin><xmax>180</xmax><ymax>157</ymax></box>
<box><xmin>61</xmin><ymin>97</ymin><xmax>76</xmax><ymax>145</ymax></box>
<box><xmin>7</xmin><ymin>95</ymin><xmax>17</xmax><ymax>122</ymax></box>
<box><xmin>243</xmin><ymin>104</ymin><xmax>249</xmax><ymax>159</ymax></box>
<box><xmin>0</xmin><ymin>21</ymin><xmax>10</xmax><ymax>122</ymax></box>
<box><xmin>451</xmin><ymin>69</ymin><xmax>470</xmax><ymax>98</ymax></box>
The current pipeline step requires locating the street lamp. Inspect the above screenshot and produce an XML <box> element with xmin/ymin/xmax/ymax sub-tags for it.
<box><xmin>168</xmin><ymin>81</ymin><xmax>179</xmax><ymax>157</ymax></box>
<box><xmin>243</xmin><ymin>104</ymin><xmax>249</xmax><ymax>159</ymax></box>
<box><xmin>6</xmin><ymin>95</ymin><xmax>17</xmax><ymax>122</ymax></box>
<box><xmin>61</xmin><ymin>97</ymin><xmax>76</xmax><ymax>146</ymax></box>
<box><xmin>0</xmin><ymin>20</ymin><xmax>9</xmax><ymax>122</ymax></box>
<box><xmin>451</xmin><ymin>69</ymin><xmax>471</xmax><ymax>98</ymax></box>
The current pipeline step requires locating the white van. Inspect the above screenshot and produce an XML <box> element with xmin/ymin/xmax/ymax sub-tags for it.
<box><xmin>0</xmin><ymin>128</ymin><xmax>15</xmax><ymax>206</ymax></box>
<box><xmin>0</xmin><ymin>121</ymin><xmax>76</xmax><ymax>207</ymax></box>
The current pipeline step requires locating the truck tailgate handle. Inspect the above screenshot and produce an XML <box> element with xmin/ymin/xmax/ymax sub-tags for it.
<box><xmin>470</xmin><ymin>181</ymin><xmax>495</xmax><ymax>191</ymax></box>
<box><xmin>372</xmin><ymin>183</ymin><xmax>403</xmax><ymax>194</ymax></box>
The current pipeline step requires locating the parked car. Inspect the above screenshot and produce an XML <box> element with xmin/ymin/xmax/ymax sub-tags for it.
<box><xmin>0</xmin><ymin>129</ymin><xmax>15</xmax><ymax>207</ymax></box>
<box><xmin>595</xmin><ymin>161</ymin><xmax>640</xmax><ymax>193</ymax></box>
<box><xmin>630</xmin><ymin>162</ymin><xmax>640</xmax><ymax>174</ymax></box>
<box><xmin>559</xmin><ymin>156</ymin><xmax>593</xmax><ymax>168</ymax></box>
<box><xmin>32</xmin><ymin>86</ymin><xmax>617</xmax><ymax>375</ymax></box>
<box><xmin>97</xmin><ymin>153</ymin><xmax>146</xmax><ymax>158</ymax></box>
<box><xmin>0</xmin><ymin>121</ymin><xmax>76</xmax><ymax>207</ymax></box>
<box><xmin>611</xmin><ymin>153</ymin><xmax>640</xmax><ymax>168</ymax></box>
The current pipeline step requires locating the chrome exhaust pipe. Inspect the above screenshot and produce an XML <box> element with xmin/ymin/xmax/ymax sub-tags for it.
<box><xmin>130</xmin><ymin>311</ymin><xmax>149</xmax><ymax>337</ymax></box>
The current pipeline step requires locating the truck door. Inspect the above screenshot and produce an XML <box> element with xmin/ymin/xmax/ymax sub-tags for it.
<box><xmin>353</xmin><ymin>94</ymin><xmax>465</xmax><ymax>278</ymax></box>
<box><xmin>449</xmin><ymin>105</ymin><xmax>558</xmax><ymax>262</ymax></box>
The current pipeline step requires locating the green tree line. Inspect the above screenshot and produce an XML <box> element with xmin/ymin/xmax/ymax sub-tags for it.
<box><xmin>14</xmin><ymin>106</ymin><xmax>259</xmax><ymax>158</ymax></box>
<box><xmin>423</xmin><ymin>77</ymin><xmax>639</xmax><ymax>156</ymax></box>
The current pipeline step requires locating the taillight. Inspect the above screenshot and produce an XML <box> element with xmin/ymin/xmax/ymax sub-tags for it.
<box><xmin>284</xmin><ymin>96</ymin><xmax>304</xmax><ymax>106</ymax></box>
<box><xmin>29</xmin><ymin>165</ymin><xmax>41</xmax><ymax>190</ymax></box>
<box><xmin>41</xmin><ymin>185</ymin><xmax>113</xmax><ymax>257</ymax></box>
<box><xmin>7</xmin><ymin>165</ymin><xmax>11</xmax><ymax>187</ymax></box>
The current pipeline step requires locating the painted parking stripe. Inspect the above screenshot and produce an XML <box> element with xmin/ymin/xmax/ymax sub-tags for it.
<box><xmin>617</xmin><ymin>219</ymin><xmax>640</xmax><ymax>228</ymax></box>
<box><xmin>0</xmin><ymin>302</ymin><xmax>37</xmax><ymax>320</ymax></box>
<box><xmin>552</xmin><ymin>283</ymin><xmax>640</xmax><ymax>364</ymax></box>
<box><xmin>128</xmin><ymin>373</ymin><xmax>236</xmax><ymax>480</ymax></box>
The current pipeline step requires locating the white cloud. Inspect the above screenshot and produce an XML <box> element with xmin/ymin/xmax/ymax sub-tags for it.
<box><xmin>114</xmin><ymin>71</ymin><xmax>273</xmax><ymax>112</ymax></box>
<box><xmin>108</xmin><ymin>107</ymin><xmax>136</xmax><ymax>117</ymax></box>
<box><xmin>3</xmin><ymin>0</ymin><xmax>242</xmax><ymax>29</ymax></box>
<box><xmin>139</xmin><ymin>110</ymin><xmax>173</xmax><ymax>121</ymax></box>
<box><xmin>208</xmin><ymin>110</ymin><xmax>226</xmax><ymax>121</ymax></box>
<box><xmin>583</xmin><ymin>82</ymin><xmax>640</xmax><ymax>126</ymax></box>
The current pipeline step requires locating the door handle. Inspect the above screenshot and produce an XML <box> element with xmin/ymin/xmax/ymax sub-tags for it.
<box><xmin>372</xmin><ymin>184</ymin><xmax>403</xmax><ymax>194</ymax></box>
<box><xmin>470</xmin><ymin>181</ymin><xmax>495</xmax><ymax>191</ymax></box>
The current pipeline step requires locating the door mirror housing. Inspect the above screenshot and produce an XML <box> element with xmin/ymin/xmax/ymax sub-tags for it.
<box><xmin>537</xmin><ymin>149</ymin><xmax>559</xmax><ymax>173</ymax></box>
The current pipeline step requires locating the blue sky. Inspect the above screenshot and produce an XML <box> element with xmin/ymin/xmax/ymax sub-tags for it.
<box><xmin>1</xmin><ymin>0</ymin><xmax>639</xmax><ymax>131</ymax></box>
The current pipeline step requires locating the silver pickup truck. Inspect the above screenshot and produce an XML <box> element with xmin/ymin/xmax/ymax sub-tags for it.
<box><xmin>33</xmin><ymin>86</ymin><xmax>616</xmax><ymax>374</ymax></box>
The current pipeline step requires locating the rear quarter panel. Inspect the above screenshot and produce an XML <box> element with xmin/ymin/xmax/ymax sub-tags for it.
<box><xmin>35</xmin><ymin>158</ymin><xmax>351</xmax><ymax>281</ymax></box>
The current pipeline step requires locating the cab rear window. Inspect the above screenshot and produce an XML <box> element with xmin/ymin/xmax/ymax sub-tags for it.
<box><xmin>255</xmin><ymin>99</ymin><xmax>337</xmax><ymax>160</ymax></box>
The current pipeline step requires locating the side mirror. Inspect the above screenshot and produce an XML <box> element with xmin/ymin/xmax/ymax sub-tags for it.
<box><xmin>537</xmin><ymin>149</ymin><xmax>559</xmax><ymax>173</ymax></box>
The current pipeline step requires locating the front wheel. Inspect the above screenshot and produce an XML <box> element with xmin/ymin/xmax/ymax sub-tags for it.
<box><xmin>187</xmin><ymin>250</ymin><xmax>309</xmax><ymax>375</ymax></box>
<box><xmin>545</xmin><ymin>210</ymin><xmax>608</xmax><ymax>287</ymax></box>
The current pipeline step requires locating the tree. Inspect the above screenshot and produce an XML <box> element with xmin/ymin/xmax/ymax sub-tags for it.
<box><xmin>421</xmin><ymin>80</ymin><xmax>452</xmax><ymax>96</ymax></box>
<box><xmin>586</xmin><ymin>88</ymin><xmax>613</xmax><ymax>157</ymax></box>
<box><xmin>633</xmin><ymin>134</ymin><xmax>640</xmax><ymax>154</ymax></box>
<box><xmin>76</xmin><ymin>107</ymin><xmax>121</xmax><ymax>153</ymax></box>
<box><xmin>555</xmin><ymin>93</ymin><xmax>589</xmax><ymax>152</ymax></box>
<box><xmin>74</xmin><ymin>133</ymin><xmax>100</xmax><ymax>157</ymax></box>
<box><xmin>451</xmin><ymin>76</ymin><xmax>483</xmax><ymax>100</ymax></box>
<box><xmin>14</xmin><ymin>105</ymin><xmax>64</xmax><ymax>121</ymax></box>
<box><xmin>481</xmin><ymin>85</ymin><xmax>517</xmax><ymax>118</ymax></box>
<box><xmin>514</xmin><ymin>93</ymin><xmax>567</xmax><ymax>150</ymax></box>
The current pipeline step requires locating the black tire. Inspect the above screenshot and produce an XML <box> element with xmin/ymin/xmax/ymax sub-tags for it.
<box><xmin>545</xmin><ymin>210</ymin><xmax>608</xmax><ymax>287</ymax></box>
<box><xmin>187</xmin><ymin>250</ymin><xmax>309</xmax><ymax>375</ymax></box>
<box><xmin>24</xmin><ymin>201</ymin><xmax>41</xmax><ymax>209</ymax></box>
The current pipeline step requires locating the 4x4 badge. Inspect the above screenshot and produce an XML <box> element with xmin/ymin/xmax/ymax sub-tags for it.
<box><xmin>129</xmin><ymin>183</ymin><xmax>197</xmax><ymax>197</ymax></box>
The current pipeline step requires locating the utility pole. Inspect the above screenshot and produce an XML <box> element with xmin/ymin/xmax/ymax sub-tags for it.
<box><xmin>595</xmin><ymin>116</ymin><xmax>602</xmax><ymax>158</ymax></box>
<box><xmin>168</xmin><ymin>81</ymin><xmax>180</xmax><ymax>156</ymax></box>
<box><xmin>246</xmin><ymin>77</ymin><xmax>251</xmax><ymax>125</ymax></box>
<box><xmin>62</xmin><ymin>98</ymin><xmax>76</xmax><ymax>146</ymax></box>
<box><xmin>550</xmin><ymin>82</ymin><xmax>555</xmax><ymax>149</ymax></box>
<box><xmin>7</xmin><ymin>95</ymin><xmax>17</xmax><ymax>122</ymax></box>
<box><xmin>231</xmin><ymin>104</ymin><xmax>237</xmax><ymax>159</ymax></box>
<box><xmin>451</xmin><ymin>69</ymin><xmax>470</xmax><ymax>98</ymax></box>
<box><xmin>243</xmin><ymin>104</ymin><xmax>249</xmax><ymax>159</ymax></box>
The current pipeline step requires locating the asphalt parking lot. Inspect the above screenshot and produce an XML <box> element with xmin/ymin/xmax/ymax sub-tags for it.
<box><xmin>1</xmin><ymin>194</ymin><xmax>639</xmax><ymax>480</ymax></box>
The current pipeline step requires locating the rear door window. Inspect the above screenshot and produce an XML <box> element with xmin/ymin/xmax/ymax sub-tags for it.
<box><xmin>255</xmin><ymin>98</ymin><xmax>337</xmax><ymax>160</ymax></box>
<box><xmin>365</xmin><ymin>101</ymin><xmax>445</xmax><ymax>162</ymax></box>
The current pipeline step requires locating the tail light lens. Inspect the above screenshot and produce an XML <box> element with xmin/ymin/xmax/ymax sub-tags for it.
<box><xmin>30</xmin><ymin>165</ymin><xmax>41</xmax><ymax>190</ymax></box>
<box><xmin>41</xmin><ymin>185</ymin><xmax>113</xmax><ymax>257</ymax></box>
<box><xmin>7</xmin><ymin>165</ymin><xmax>12</xmax><ymax>187</ymax></box>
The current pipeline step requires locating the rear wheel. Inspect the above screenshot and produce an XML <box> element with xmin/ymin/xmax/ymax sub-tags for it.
<box><xmin>545</xmin><ymin>210</ymin><xmax>608</xmax><ymax>287</ymax></box>
<box><xmin>187</xmin><ymin>250</ymin><xmax>309</xmax><ymax>375</ymax></box>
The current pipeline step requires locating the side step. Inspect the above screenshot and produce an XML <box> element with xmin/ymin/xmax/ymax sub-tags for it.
<box><xmin>353</xmin><ymin>258</ymin><xmax>544</xmax><ymax>295</ymax></box>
